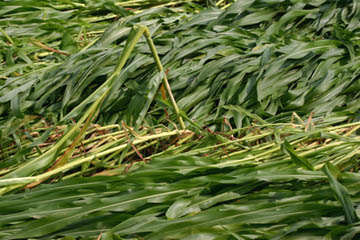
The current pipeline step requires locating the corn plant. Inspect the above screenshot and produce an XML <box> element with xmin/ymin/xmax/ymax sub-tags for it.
<box><xmin>1</xmin><ymin>0</ymin><xmax>360</xmax><ymax>239</ymax></box>
<box><xmin>0</xmin><ymin>24</ymin><xmax>185</xmax><ymax>194</ymax></box>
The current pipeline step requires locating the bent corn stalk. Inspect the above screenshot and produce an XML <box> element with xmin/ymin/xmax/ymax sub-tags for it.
<box><xmin>0</xmin><ymin>25</ymin><xmax>185</xmax><ymax>194</ymax></box>
<box><xmin>63</xmin><ymin>25</ymin><xmax>185</xmax><ymax>129</ymax></box>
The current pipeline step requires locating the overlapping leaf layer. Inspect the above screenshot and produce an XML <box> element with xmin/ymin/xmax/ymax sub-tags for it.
<box><xmin>1</xmin><ymin>0</ymin><xmax>360</xmax><ymax>239</ymax></box>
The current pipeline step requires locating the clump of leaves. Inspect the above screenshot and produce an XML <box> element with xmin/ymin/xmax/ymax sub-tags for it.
<box><xmin>2</xmin><ymin>0</ymin><xmax>360</xmax><ymax>135</ymax></box>
<box><xmin>1</xmin><ymin>120</ymin><xmax>360</xmax><ymax>239</ymax></box>
<box><xmin>1</xmin><ymin>0</ymin><xmax>360</xmax><ymax>239</ymax></box>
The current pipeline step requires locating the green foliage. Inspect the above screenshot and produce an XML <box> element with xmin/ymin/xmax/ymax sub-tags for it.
<box><xmin>1</xmin><ymin>0</ymin><xmax>360</xmax><ymax>239</ymax></box>
<box><xmin>1</xmin><ymin>120</ymin><xmax>360</xmax><ymax>239</ymax></box>
<box><xmin>1</xmin><ymin>139</ymin><xmax>360</xmax><ymax>239</ymax></box>
<box><xmin>1</xmin><ymin>0</ymin><xmax>360</xmax><ymax>133</ymax></box>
